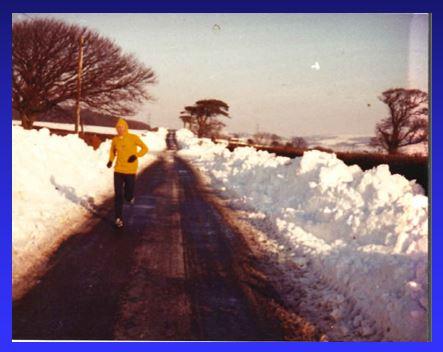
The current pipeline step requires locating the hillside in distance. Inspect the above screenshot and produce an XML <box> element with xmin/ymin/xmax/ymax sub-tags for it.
<box><xmin>12</xmin><ymin>107</ymin><xmax>151</xmax><ymax>130</ymax></box>
<box><xmin>303</xmin><ymin>134</ymin><xmax>428</xmax><ymax>156</ymax></box>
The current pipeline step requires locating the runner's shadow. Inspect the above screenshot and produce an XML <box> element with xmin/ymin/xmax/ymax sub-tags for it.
<box><xmin>13</xmin><ymin>195</ymin><xmax>140</xmax><ymax>340</ymax></box>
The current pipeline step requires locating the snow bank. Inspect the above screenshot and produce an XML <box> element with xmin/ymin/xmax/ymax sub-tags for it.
<box><xmin>176</xmin><ymin>128</ymin><xmax>428</xmax><ymax>341</ymax></box>
<box><xmin>141</xmin><ymin>128</ymin><xmax>168</xmax><ymax>152</ymax></box>
<box><xmin>12</xmin><ymin>126</ymin><xmax>168</xmax><ymax>294</ymax></box>
<box><xmin>12</xmin><ymin>120</ymin><xmax>152</xmax><ymax>135</ymax></box>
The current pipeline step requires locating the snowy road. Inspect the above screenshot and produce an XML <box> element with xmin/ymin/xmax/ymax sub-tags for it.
<box><xmin>13</xmin><ymin>133</ymin><xmax>318</xmax><ymax>341</ymax></box>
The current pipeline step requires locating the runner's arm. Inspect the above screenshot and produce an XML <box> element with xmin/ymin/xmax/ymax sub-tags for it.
<box><xmin>135</xmin><ymin>136</ymin><xmax>148</xmax><ymax>158</ymax></box>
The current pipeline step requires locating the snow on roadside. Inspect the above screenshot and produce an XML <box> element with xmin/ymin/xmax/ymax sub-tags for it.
<box><xmin>12</xmin><ymin>126</ymin><xmax>168</xmax><ymax>296</ymax></box>
<box><xmin>11</xmin><ymin>120</ymin><xmax>151</xmax><ymax>135</ymax></box>
<box><xmin>176</xmin><ymin>128</ymin><xmax>428</xmax><ymax>341</ymax></box>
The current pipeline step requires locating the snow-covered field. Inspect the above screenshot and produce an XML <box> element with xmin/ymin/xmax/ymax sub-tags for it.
<box><xmin>176</xmin><ymin>129</ymin><xmax>428</xmax><ymax>341</ymax></box>
<box><xmin>11</xmin><ymin>120</ymin><xmax>150</xmax><ymax>135</ymax></box>
<box><xmin>303</xmin><ymin>134</ymin><xmax>428</xmax><ymax>155</ymax></box>
<box><xmin>304</xmin><ymin>134</ymin><xmax>373</xmax><ymax>152</ymax></box>
<box><xmin>14</xmin><ymin>121</ymin><xmax>427</xmax><ymax>155</ymax></box>
<box><xmin>12</xmin><ymin>125</ymin><xmax>168</xmax><ymax>297</ymax></box>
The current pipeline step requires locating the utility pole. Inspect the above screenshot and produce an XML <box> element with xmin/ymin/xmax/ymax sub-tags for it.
<box><xmin>74</xmin><ymin>35</ymin><xmax>84</xmax><ymax>134</ymax></box>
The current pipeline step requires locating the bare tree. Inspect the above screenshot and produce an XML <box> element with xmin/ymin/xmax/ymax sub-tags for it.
<box><xmin>290</xmin><ymin>136</ymin><xmax>308</xmax><ymax>149</ymax></box>
<box><xmin>270</xmin><ymin>134</ymin><xmax>282</xmax><ymax>145</ymax></box>
<box><xmin>370</xmin><ymin>88</ymin><xmax>428</xmax><ymax>154</ymax></box>
<box><xmin>13</xmin><ymin>18</ymin><xmax>156</xmax><ymax>129</ymax></box>
<box><xmin>180</xmin><ymin>99</ymin><xmax>230</xmax><ymax>138</ymax></box>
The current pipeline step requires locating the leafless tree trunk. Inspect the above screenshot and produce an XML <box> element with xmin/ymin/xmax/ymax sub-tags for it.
<box><xmin>20</xmin><ymin>111</ymin><xmax>36</xmax><ymax>129</ymax></box>
<box><xmin>74</xmin><ymin>35</ymin><xmax>84</xmax><ymax>134</ymax></box>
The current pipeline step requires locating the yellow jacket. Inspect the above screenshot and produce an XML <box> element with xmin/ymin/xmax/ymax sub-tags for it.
<box><xmin>109</xmin><ymin>119</ymin><xmax>149</xmax><ymax>174</ymax></box>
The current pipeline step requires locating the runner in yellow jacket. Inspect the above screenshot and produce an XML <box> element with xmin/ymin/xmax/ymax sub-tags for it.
<box><xmin>107</xmin><ymin>118</ymin><xmax>148</xmax><ymax>228</ymax></box>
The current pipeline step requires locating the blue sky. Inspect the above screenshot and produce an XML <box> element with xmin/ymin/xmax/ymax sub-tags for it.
<box><xmin>14</xmin><ymin>13</ymin><xmax>429</xmax><ymax>137</ymax></box>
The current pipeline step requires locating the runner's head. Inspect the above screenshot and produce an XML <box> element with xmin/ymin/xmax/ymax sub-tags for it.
<box><xmin>116</xmin><ymin>118</ymin><xmax>128</xmax><ymax>136</ymax></box>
